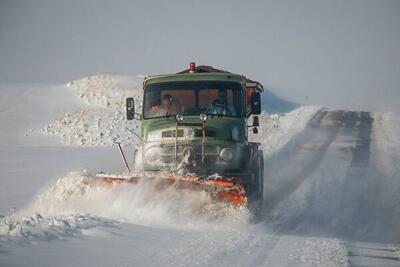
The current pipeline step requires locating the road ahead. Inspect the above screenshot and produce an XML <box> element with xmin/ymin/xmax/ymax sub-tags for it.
<box><xmin>262</xmin><ymin>110</ymin><xmax>400</xmax><ymax>266</ymax></box>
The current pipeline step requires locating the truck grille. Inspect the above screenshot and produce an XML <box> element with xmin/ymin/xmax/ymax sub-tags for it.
<box><xmin>161</xmin><ymin>128</ymin><xmax>216</xmax><ymax>138</ymax></box>
<box><xmin>158</xmin><ymin>144</ymin><xmax>220</xmax><ymax>164</ymax></box>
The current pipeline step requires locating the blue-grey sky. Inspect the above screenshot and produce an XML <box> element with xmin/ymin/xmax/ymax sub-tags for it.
<box><xmin>1</xmin><ymin>0</ymin><xmax>399</xmax><ymax>112</ymax></box>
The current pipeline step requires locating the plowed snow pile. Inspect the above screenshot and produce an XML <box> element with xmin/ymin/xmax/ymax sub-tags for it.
<box><xmin>40</xmin><ymin>74</ymin><xmax>143</xmax><ymax>146</ymax></box>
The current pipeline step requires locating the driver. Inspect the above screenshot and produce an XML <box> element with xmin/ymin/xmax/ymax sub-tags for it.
<box><xmin>206</xmin><ymin>89</ymin><xmax>236</xmax><ymax>116</ymax></box>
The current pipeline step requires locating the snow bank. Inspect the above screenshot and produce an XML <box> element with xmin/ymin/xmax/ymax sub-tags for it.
<box><xmin>40</xmin><ymin>74</ymin><xmax>143</xmax><ymax>146</ymax></box>
<box><xmin>251</xmin><ymin>106</ymin><xmax>322</xmax><ymax>159</ymax></box>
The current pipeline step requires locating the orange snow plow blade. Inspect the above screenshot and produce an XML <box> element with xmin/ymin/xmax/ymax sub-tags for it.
<box><xmin>95</xmin><ymin>173</ymin><xmax>248</xmax><ymax>207</ymax></box>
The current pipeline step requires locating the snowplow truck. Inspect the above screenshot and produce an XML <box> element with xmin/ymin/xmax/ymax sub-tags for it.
<box><xmin>105</xmin><ymin>63</ymin><xmax>264</xmax><ymax>209</ymax></box>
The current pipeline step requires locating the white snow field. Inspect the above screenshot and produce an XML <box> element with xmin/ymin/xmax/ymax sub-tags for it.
<box><xmin>0</xmin><ymin>75</ymin><xmax>399</xmax><ymax>266</ymax></box>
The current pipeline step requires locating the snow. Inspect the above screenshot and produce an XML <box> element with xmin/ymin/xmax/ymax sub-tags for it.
<box><xmin>40</xmin><ymin>74</ymin><xmax>143</xmax><ymax>147</ymax></box>
<box><xmin>295</xmin><ymin>237</ymin><xmax>348</xmax><ymax>266</ymax></box>
<box><xmin>4</xmin><ymin>74</ymin><xmax>400</xmax><ymax>266</ymax></box>
<box><xmin>262</xmin><ymin>236</ymin><xmax>349</xmax><ymax>267</ymax></box>
<box><xmin>371</xmin><ymin>112</ymin><xmax>400</xmax><ymax>177</ymax></box>
<box><xmin>2</xmin><ymin>171</ymin><xmax>250</xmax><ymax>234</ymax></box>
<box><xmin>251</xmin><ymin>106</ymin><xmax>322</xmax><ymax>160</ymax></box>
<box><xmin>0</xmin><ymin>213</ymin><xmax>110</xmax><ymax>241</ymax></box>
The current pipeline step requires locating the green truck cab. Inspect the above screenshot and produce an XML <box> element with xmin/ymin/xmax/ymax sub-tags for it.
<box><xmin>127</xmin><ymin>64</ymin><xmax>264</xmax><ymax>203</ymax></box>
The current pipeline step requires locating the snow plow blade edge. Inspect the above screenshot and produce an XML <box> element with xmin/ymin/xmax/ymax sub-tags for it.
<box><xmin>95</xmin><ymin>173</ymin><xmax>248</xmax><ymax>207</ymax></box>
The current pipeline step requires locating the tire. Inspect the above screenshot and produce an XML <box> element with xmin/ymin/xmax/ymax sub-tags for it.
<box><xmin>250</xmin><ymin>150</ymin><xmax>264</xmax><ymax>219</ymax></box>
<box><xmin>253</xmin><ymin>150</ymin><xmax>264</xmax><ymax>201</ymax></box>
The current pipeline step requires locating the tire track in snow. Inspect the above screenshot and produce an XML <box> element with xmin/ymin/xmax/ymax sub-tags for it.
<box><xmin>347</xmin><ymin>241</ymin><xmax>400</xmax><ymax>267</ymax></box>
<box><xmin>260</xmin><ymin>110</ymin><xmax>379</xmax><ymax>238</ymax></box>
<box><xmin>339</xmin><ymin>111</ymin><xmax>400</xmax><ymax>244</ymax></box>
<box><xmin>262</xmin><ymin>110</ymin><xmax>344</xmax><ymax>212</ymax></box>
<box><xmin>336</xmin><ymin>112</ymin><xmax>373</xmax><ymax>238</ymax></box>
<box><xmin>262</xmin><ymin>109</ymin><xmax>400</xmax><ymax>247</ymax></box>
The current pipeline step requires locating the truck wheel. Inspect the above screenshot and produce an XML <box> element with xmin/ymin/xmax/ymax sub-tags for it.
<box><xmin>250</xmin><ymin>150</ymin><xmax>264</xmax><ymax>219</ymax></box>
<box><xmin>255</xmin><ymin>150</ymin><xmax>264</xmax><ymax>202</ymax></box>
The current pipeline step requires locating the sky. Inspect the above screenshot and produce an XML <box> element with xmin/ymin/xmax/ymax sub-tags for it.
<box><xmin>0</xmin><ymin>0</ymin><xmax>399</xmax><ymax>112</ymax></box>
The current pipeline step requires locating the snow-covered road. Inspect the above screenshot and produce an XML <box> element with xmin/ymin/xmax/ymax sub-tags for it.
<box><xmin>1</xmin><ymin>76</ymin><xmax>399</xmax><ymax>266</ymax></box>
<box><xmin>260</xmin><ymin>109</ymin><xmax>400</xmax><ymax>266</ymax></box>
<box><xmin>262</xmin><ymin>110</ymin><xmax>400</xmax><ymax>241</ymax></box>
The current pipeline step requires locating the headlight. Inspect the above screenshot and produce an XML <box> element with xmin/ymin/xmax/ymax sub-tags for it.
<box><xmin>175</xmin><ymin>114</ymin><xmax>184</xmax><ymax>122</ymax></box>
<box><xmin>145</xmin><ymin>147</ymin><xmax>160</xmax><ymax>163</ymax></box>
<box><xmin>219</xmin><ymin>148</ymin><xmax>233</xmax><ymax>161</ymax></box>
<box><xmin>199</xmin><ymin>113</ymin><xmax>207</xmax><ymax>122</ymax></box>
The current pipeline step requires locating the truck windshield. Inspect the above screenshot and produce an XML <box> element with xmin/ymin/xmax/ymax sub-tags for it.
<box><xmin>143</xmin><ymin>81</ymin><xmax>244</xmax><ymax>119</ymax></box>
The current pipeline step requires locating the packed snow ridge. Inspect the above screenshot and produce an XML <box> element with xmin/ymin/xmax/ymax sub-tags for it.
<box><xmin>40</xmin><ymin>74</ymin><xmax>143</xmax><ymax>146</ymax></box>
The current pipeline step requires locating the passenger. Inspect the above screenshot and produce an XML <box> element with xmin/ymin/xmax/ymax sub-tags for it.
<box><xmin>152</xmin><ymin>94</ymin><xmax>179</xmax><ymax>115</ymax></box>
<box><xmin>206</xmin><ymin>89</ymin><xmax>236</xmax><ymax>116</ymax></box>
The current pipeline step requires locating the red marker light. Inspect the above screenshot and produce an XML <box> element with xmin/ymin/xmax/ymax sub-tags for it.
<box><xmin>189</xmin><ymin>62</ymin><xmax>196</xmax><ymax>73</ymax></box>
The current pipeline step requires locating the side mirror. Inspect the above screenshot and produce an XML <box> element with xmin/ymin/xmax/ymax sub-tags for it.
<box><xmin>126</xmin><ymin>97</ymin><xmax>135</xmax><ymax>120</ymax></box>
<box><xmin>251</xmin><ymin>92</ymin><xmax>261</xmax><ymax>115</ymax></box>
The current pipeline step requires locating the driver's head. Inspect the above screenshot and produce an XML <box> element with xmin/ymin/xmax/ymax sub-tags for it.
<box><xmin>217</xmin><ymin>89</ymin><xmax>227</xmax><ymax>103</ymax></box>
